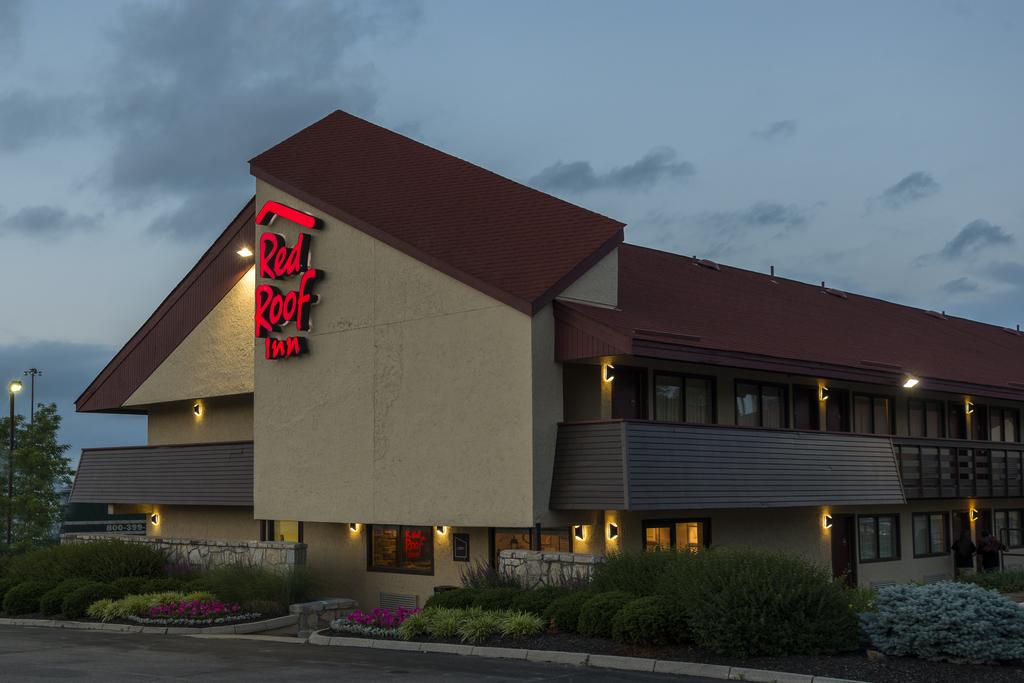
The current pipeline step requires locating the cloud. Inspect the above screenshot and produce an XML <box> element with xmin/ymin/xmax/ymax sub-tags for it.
<box><xmin>988</xmin><ymin>261</ymin><xmax>1024</xmax><ymax>288</ymax></box>
<box><xmin>941</xmin><ymin>277</ymin><xmax>979</xmax><ymax>294</ymax></box>
<box><xmin>752</xmin><ymin>119</ymin><xmax>798</xmax><ymax>140</ymax></box>
<box><xmin>0</xmin><ymin>0</ymin><xmax>24</xmax><ymax>62</ymax></box>
<box><xmin>528</xmin><ymin>147</ymin><xmax>695</xmax><ymax>194</ymax></box>
<box><xmin>0</xmin><ymin>205</ymin><xmax>102</xmax><ymax>237</ymax></box>
<box><xmin>0</xmin><ymin>90</ymin><xmax>90</xmax><ymax>152</ymax></box>
<box><xmin>700</xmin><ymin>201</ymin><xmax>812</xmax><ymax>231</ymax></box>
<box><xmin>0</xmin><ymin>341</ymin><xmax>146</xmax><ymax>466</ymax></box>
<box><xmin>92</xmin><ymin>0</ymin><xmax>421</xmax><ymax>237</ymax></box>
<box><xmin>878</xmin><ymin>171</ymin><xmax>940</xmax><ymax>209</ymax></box>
<box><xmin>939</xmin><ymin>219</ymin><xmax>1014</xmax><ymax>260</ymax></box>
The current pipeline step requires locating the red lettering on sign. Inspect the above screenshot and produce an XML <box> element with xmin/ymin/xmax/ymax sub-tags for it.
<box><xmin>404</xmin><ymin>530</ymin><xmax>427</xmax><ymax>560</ymax></box>
<box><xmin>265</xmin><ymin>336</ymin><xmax>306</xmax><ymax>360</ymax></box>
<box><xmin>256</xmin><ymin>200</ymin><xmax>321</xmax><ymax>230</ymax></box>
<box><xmin>259</xmin><ymin>232</ymin><xmax>310</xmax><ymax>279</ymax></box>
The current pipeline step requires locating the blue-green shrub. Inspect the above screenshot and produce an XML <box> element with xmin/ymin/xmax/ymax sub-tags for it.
<box><xmin>861</xmin><ymin>582</ymin><xmax>1024</xmax><ymax>663</ymax></box>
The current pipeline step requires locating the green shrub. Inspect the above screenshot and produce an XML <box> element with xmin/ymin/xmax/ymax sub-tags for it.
<box><xmin>424</xmin><ymin>588</ymin><xmax>478</xmax><ymax>610</ymax></box>
<box><xmin>198</xmin><ymin>564</ymin><xmax>313</xmax><ymax>608</ymax></box>
<box><xmin>3</xmin><ymin>541</ymin><xmax>164</xmax><ymax>585</ymax></box>
<box><xmin>425</xmin><ymin>607</ymin><xmax>466</xmax><ymax>639</ymax></box>
<box><xmin>111</xmin><ymin>576</ymin><xmax>149</xmax><ymax>596</ymax></box>
<box><xmin>958</xmin><ymin>570</ymin><xmax>1024</xmax><ymax>594</ymax></box>
<box><xmin>611</xmin><ymin>596</ymin><xmax>678</xmax><ymax>646</ymax></box>
<box><xmin>397</xmin><ymin>611</ymin><xmax>432</xmax><ymax>640</ymax></box>
<box><xmin>591</xmin><ymin>550</ymin><xmax>681</xmax><ymax>596</ymax></box>
<box><xmin>86</xmin><ymin>599</ymin><xmax>115</xmax><ymax>620</ymax></box>
<box><xmin>138</xmin><ymin>578</ymin><xmax>186</xmax><ymax>594</ymax></box>
<box><xmin>0</xmin><ymin>577</ymin><xmax>20</xmax><ymax>605</ymax></box>
<box><xmin>472</xmin><ymin>587</ymin><xmax>521</xmax><ymax>611</ymax></box>
<box><xmin>543</xmin><ymin>591</ymin><xmax>591</xmax><ymax>633</ymax></box>
<box><xmin>499</xmin><ymin>611</ymin><xmax>545</xmax><ymax>638</ymax></box>
<box><xmin>577</xmin><ymin>591</ymin><xmax>633</xmax><ymax>638</ymax></box>
<box><xmin>459</xmin><ymin>560</ymin><xmax>521</xmax><ymax>589</ymax></box>
<box><xmin>458</xmin><ymin>610</ymin><xmax>504</xmax><ymax>644</ymax></box>
<box><xmin>2</xmin><ymin>581</ymin><xmax>53</xmax><ymax>615</ymax></box>
<box><xmin>664</xmin><ymin>548</ymin><xmax>859</xmax><ymax>657</ymax></box>
<box><xmin>184</xmin><ymin>577</ymin><xmax>212</xmax><ymax>593</ymax></box>
<box><xmin>63</xmin><ymin>583</ymin><xmax>120</xmax><ymax>619</ymax></box>
<box><xmin>40</xmin><ymin>578</ymin><xmax>96</xmax><ymax>616</ymax></box>
<box><xmin>845</xmin><ymin>585</ymin><xmax>877</xmax><ymax>613</ymax></box>
<box><xmin>89</xmin><ymin>591</ymin><xmax>216</xmax><ymax>622</ymax></box>
<box><xmin>862</xmin><ymin>582</ymin><xmax>1024</xmax><ymax>663</ymax></box>
<box><xmin>510</xmin><ymin>586</ymin><xmax>570</xmax><ymax>615</ymax></box>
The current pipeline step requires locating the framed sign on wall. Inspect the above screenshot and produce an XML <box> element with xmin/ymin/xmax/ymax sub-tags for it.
<box><xmin>453</xmin><ymin>533</ymin><xmax>470</xmax><ymax>562</ymax></box>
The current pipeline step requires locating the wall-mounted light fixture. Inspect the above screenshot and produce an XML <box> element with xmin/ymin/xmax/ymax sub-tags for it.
<box><xmin>822</xmin><ymin>513</ymin><xmax>833</xmax><ymax>530</ymax></box>
<box><xmin>435</xmin><ymin>525</ymin><xmax>447</xmax><ymax>535</ymax></box>
<box><xmin>192</xmin><ymin>402</ymin><xmax>202</xmax><ymax>417</ymax></box>
<box><xmin>966</xmin><ymin>400</ymin><xmax>975</xmax><ymax>415</ymax></box>
<box><xmin>818</xmin><ymin>386</ymin><xmax>830</xmax><ymax>401</ymax></box>
<box><xmin>608</xmin><ymin>523</ymin><xmax>619</xmax><ymax>540</ymax></box>
<box><xmin>573</xmin><ymin>525</ymin><xmax>586</xmax><ymax>541</ymax></box>
<box><xmin>902</xmin><ymin>376</ymin><xmax>920</xmax><ymax>389</ymax></box>
<box><xmin>236</xmin><ymin>247</ymin><xmax>254</xmax><ymax>258</ymax></box>
<box><xmin>150</xmin><ymin>513</ymin><xmax>160</xmax><ymax>526</ymax></box>
<box><xmin>603</xmin><ymin>364</ymin><xmax>615</xmax><ymax>383</ymax></box>
<box><xmin>970</xmin><ymin>508</ymin><xmax>980</xmax><ymax>523</ymax></box>
<box><xmin>349</xmin><ymin>523</ymin><xmax>360</xmax><ymax>532</ymax></box>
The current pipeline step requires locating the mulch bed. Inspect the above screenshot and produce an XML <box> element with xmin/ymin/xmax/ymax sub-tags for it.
<box><xmin>328</xmin><ymin>629</ymin><xmax>1024</xmax><ymax>683</ymax></box>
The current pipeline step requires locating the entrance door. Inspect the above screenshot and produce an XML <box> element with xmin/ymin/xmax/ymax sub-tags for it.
<box><xmin>976</xmin><ymin>509</ymin><xmax>993</xmax><ymax>572</ymax></box>
<box><xmin>830</xmin><ymin>515</ymin><xmax>856</xmax><ymax>586</ymax></box>
<box><xmin>612</xmin><ymin>366</ymin><xmax>647</xmax><ymax>419</ymax></box>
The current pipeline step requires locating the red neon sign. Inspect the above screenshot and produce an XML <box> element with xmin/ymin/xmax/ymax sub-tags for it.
<box><xmin>254</xmin><ymin>201</ymin><xmax>323</xmax><ymax>361</ymax></box>
<box><xmin>404</xmin><ymin>529</ymin><xmax>427</xmax><ymax>560</ymax></box>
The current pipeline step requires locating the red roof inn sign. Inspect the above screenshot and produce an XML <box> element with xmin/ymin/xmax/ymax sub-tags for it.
<box><xmin>254</xmin><ymin>201</ymin><xmax>323</xmax><ymax>360</ymax></box>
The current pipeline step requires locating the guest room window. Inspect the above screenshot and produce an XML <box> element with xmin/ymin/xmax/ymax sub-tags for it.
<box><xmin>642</xmin><ymin>519</ymin><xmax>710</xmax><ymax>552</ymax></box>
<box><xmin>912</xmin><ymin>512</ymin><xmax>948</xmax><ymax>557</ymax></box>
<box><xmin>858</xmin><ymin>514</ymin><xmax>899</xmax><ymax>562</ymax></box>
<box><xmin>908</xmin><ymin>399</ymin><xmax>944</xmax><ymax>438</ymax></box>
<box><xmin>853</xmin><ymin>394</ymin><xmax>892</xmax><ymax>435</ymax></box>
<box><xmin>735</xmin><ymin>381</ymin><xmax>787</xmax><ymax>428</ymax></box>
<box><xmin>654</xmin><ymin>374</ymin><xmax>714</xmax><ymax>424</ymax></box>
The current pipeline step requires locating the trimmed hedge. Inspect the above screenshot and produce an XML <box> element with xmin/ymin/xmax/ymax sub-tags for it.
<box><xmin>0</xmin><ymin>577</ymin><xmax>19</xmax><ymax>606</ymax></box>
<box><xmin>472</xmin><ymin>587</ymin><xmax>521</xmax><ymax>611</ymax></box>
<box><xmin>3</xmin><ymin>581</ymin><xmax>53</xmax><ymax>616</ymax></box>
<box><xmin>40</xmin><ymin>578</ymin><xmax>96</xmax><ymax>616</ymax></box>
<box><xmin>510</xmin><ymin>586</ymin><xmax>570</xmax><ymax>616</ymax></box>
<box><xmin>591</xmin><ymin>550</ymin><xmax>680</xmax><ymax>596</ymax></box>
<box><xmin>543</xmin><ymin>591</ymin><xmax>591</xmax><ymax>633</ymax></box>
<box><xmin>62</xmin><ymin>583</ymin><xmax>121</xmax><ymax>620</ymax></box>
<box><xmin>3</xmin><ymin>541</ymin><xmax>164</xmax><ymax>585</ymax></box>
<box><xmin>111</xmin><ymin>576</ymin><xmax>149</xmax><ymax>597</ymax></box>
<box><xmin>578</xmin><ymin>591</ymin><xmax>633</xmax><ymax>638</ymax></box>
<box><xmin>138</xmin><ymin>578</ymin><xmax>187</xmax><ymax>594</ymax></box>
<box><xmin>958</xmin><ymin>570</ymin><xmax>1024</xmax><ymax>594</ymax></box>
<box><xmin>424</xmin><ymin>588</ymin><xmax>479</xmax><ymax>610</ymax></box>
<box><xmin>611</xmin><ymin>595</ymin><xmax>679</xmax><ymax>646</ymax></box>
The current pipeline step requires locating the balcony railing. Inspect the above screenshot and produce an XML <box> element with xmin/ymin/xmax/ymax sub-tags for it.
<box><xmin>894</xmin><ymin>437</ymin><xmax>1024</xmax><ymax>499</ymax></box>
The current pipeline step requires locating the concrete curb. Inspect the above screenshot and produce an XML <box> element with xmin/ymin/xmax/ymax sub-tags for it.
<box><xmin>305</xmin><ymin>629</ymin><xmax>867</xmax><ymax>682</ymax></box>
<box><xmin>0</xmin><ymin>614</ymin><xmax>298</xmax><ymax>636</ymax></box>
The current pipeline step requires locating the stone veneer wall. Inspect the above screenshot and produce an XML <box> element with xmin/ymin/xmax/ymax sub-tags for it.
<box><xmin>499</xmin><ymin>549</ymin><xmax>603</xmax><ymax>588</ymax></box>
<box><xmin>61</xmin><ymin>534</ymin><xmax>306</xmax><ymax>572</ymax></box>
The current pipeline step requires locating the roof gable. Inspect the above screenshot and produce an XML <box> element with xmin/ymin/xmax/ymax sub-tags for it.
<box><xmin>249</xmin><ymin>111</ymin><xmax>624</xmax><ymax>315</ymax></box>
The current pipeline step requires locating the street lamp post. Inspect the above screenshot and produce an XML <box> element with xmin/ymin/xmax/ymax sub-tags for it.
<box><xmin>23</xmin><ymin>369</ymin><xmax>41</xmax><ymax>425</ymax></box>
<box><xmin>7</xmin><ymin>379</ymin><xmax>22</xmax><ymax>547</ymax></box>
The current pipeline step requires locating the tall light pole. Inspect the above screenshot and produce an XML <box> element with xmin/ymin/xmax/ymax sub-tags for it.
<box><xmin>7</xmin><ymin>379</ymin><xmax>22</xmax><ymax>547</ymax></box>
<box><xmin>23</xmin><ymin>369</ymin><xmax>41</xmax><ymax>424</ymax></box>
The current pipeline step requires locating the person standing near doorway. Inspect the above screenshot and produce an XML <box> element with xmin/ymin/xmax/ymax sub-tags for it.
<box><xmin>978</xmin><ymin>529</ymin><xmax>1006</xmax><ymax>572</ymax></box>
<box><xmin>951</xmin><ymin>528</ymin><xmax>976</xmax><ymax>576</ymax></box>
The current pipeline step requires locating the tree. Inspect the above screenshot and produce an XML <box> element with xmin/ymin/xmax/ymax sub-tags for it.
<box><xmin>0</xmin><ymin>403</ymin><xmax>74</xmax><ymax>550</ymax></box>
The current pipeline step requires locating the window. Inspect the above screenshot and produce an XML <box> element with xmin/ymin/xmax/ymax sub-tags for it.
<box><xmin>825</xmin><ymin>388</ymin><xmax>851</xmax><ymax>432</ymax></box>
<box><xmin>792</xmin><ymin>385</ymin><xmax>820</xmax><ymax>430</ymax></box>
<box><xmin>611</xmin><ymin>366</ymin><xmax>648</xmax><ymax>419</ymax></box>
<box><xmin>948</xmin><ymin>401</ymin><xmax>967</xmax><ymax>439</ymax></box>
<box><xmin>994</xmin><ymin>510</ymin><xmax>1023</xmax><ymax>547</ymax></box>
<box><xmin>908</xmin><ymin>399</ymin><xmax>944</xmax><ymax>438</ymax></box>
<box><xmin>642</xmin><ymin>519</ymin><xmax>710</xmax><ymax>552</ymax></box>
<box><xmin>854</xmin><ymin>394</ymin><xmax>892</xmax><ymax>435</ymax></box>
<box><xmin>261</xmin><ymin>520</ymin><xmax>302</xmax><ymax>542</ymax></box>
<box><xmin>368</xmin><ymin>525</ymin><xmax>434</xmax><ymax>574</ymax></box>
<box><xmin>912</xmin><ymin>513</ymin><xmax>949</xmax><ymax>557</ymax></box>
<box><xmin>654</xmin><ymin>374</ymin><xmax>714</xmax><ymax>424</ymax></box>
<box><xmin>493</xmin><ymin>527</ymin><xmax>572</xmax><ymax>565</ymax></box>
<box><xmin>858</xmin><ymin>514</ymin><xmax>899</xmax><ymax>562</ymax></box>
<box><xmin>970</xmin><ymin>403</ymin><xmax>989</xmax><ymax>440</ymax></box>
<box><xmin>990</xmin><ymin>407</ymin><xmax>1020</xmax><ymax>443</ymax></box>
<box><xmin>735</xmin><ymin>381</ymin><xmax>787</xmax><ymax>428</ymax></box>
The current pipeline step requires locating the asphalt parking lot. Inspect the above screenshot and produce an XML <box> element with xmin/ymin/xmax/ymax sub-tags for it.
<box><xmin>0</xmin><ymin>626</ymin><xmax>721</xmax><ymax>681</ymax></box>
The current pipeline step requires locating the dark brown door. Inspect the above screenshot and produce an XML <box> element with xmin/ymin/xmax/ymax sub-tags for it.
<box><xmin>977</xmin><ymin>509</ymin><xmax>994</xmax><ymax>571</ymax></box>
<box><xmin>831</xmin><ymin>515</ymin><xmax>856</xmax><ymax>586</ymax></box>
<box><xmin>612</xmin><ymin>366</ymin><xmax>647</xmax><ymax>419</ymax></box>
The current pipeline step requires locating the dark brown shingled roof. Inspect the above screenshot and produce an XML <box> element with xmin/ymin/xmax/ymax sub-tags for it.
<box><xmin>556</xmin><ymin>244</ymin><xmax>1024</xmax><ymax>401</ymax></box>
<box><xmin>75</xmin><ymin>199</ymin><xmax>255</xmax><ymax>413</ymax></box>
<box><xmin>249</xmin><ymin>110</ymin><xmax>625</xmax><ymax>314</ymax></box>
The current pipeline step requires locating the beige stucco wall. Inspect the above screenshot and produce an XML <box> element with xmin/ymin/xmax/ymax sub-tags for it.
<box><xmin>125</xmin><ymin>269</ymin><xmax>255</xmax><ymax>407</ymax></box>
<box><xmin>304</xmin><ymin>522</ymin><xmax>490</xmax><ymax>608</ymax></box>
<box><xmin>110</xmin><ymin>504</ymin><xmax>259</xmax><ymax>541</ymax></box>
<box><xmin>253</xmin><ymin>180</ymin><xmax>535</xmax><ymax>527</ymax></box>
<box><xmin>556</xmin><ymin>248</ymin><xmax>618</xmax><ymax>308</ymax></box>
<box><xmin>532</xmin><ymin>304</ymin><xmax>564</xmax><ymax>524</ymax></box>
<box><xmin>146</xmin><ymin>393</ymin><xmax>253</xmax><ymax>445</ymax></box>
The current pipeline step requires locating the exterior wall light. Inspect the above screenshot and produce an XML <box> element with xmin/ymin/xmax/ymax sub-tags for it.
<box><xmin>435</xmin><ymin>525</ymin><xmax>447</xmax><ymax>535</ymax></box>
<box><xmin>822</xmin><ymin>513</ymin><xmax>833</xmax><ymax>530</ymax></box>
<box><xmin>150</xmin><ymin>513</ymin><xmax>159</xmax><ymax>526</ymax></box>
<box><xmin>193</xmin><ymin>402</ymin><xmax>202</xmax><ymax>417</ymax></box>
<box><xmin>237</xmin><ymin>247</ymin><xmax>254</xmax><ymax>258</ymax></box>
<box><xmin>349</xmin><ymin>523</ymin><xmax>360</xmax><ymax>532</ymax></box>
<box><xmin>573</xmin><ymin>525</ymin><xmax>586</xmax><ymax>541</ymax></box>
<box><xmin>902</xmin><ymin>377</ymin><xmax>920</xmax><ymax>389</ymax></box>
<box><xmin>603</xmin><ymin>364</ymin><xmax>615</xmax><ymax>383</ymax></box>
<box><xmin>608</xmin><ymin>523</ymin><xmax>619</xmax><ymax>540</ymax></box>
<box><xmin>970</xmin><ymin>508</ymin><xmax>980</xmax><ymax>522</ymax></box>
<box><xmin>966</xmin><ymin>400</ymin><xmax>975</xmax><ymax>415</ymax></box>
<box><xmin>818</xmin><ymin>386</ymin><xmax>829</xmax><ymax>401</ymax></box>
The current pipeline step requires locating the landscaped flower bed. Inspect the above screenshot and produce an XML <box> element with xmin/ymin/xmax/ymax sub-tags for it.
<box><xmin>330</xmin><ymin>607</ymin><xmax>419</xmax><ymax>638</ymax></box>
<box><xmin>127</xmin><ymin>599</ymin><xmax>260</xmax><ymax>627</ymax></box>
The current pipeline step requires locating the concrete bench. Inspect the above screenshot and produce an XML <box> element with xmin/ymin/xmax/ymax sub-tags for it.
<box><xmin>290</xmin><ymin>598</ymin><xmax>357</xmax><ymax>638</ymax></box>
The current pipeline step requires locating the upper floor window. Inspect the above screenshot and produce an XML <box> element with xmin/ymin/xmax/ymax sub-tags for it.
<box><xmin>825</xmin><ymin>388</ymin><xmax>851</xmax><ymax>432</ymax></box>
<box><xmin>792</xmin><ymin>385</ymin><xmax>820</xmax><ymax>431</ymax></box>
<box><xmin>654</xmin><ymin>374</ymin><xmax>714</xmax><ymax>424</ymax></box>
<box><xmin>908</xmin><ymin>399</ymin><xmax>944</xmax><ymax>438</ymax></box>
<box><xmin>612</xmin><ymin>366</ymin><xmax>648</xmax><ymax>420</ymax></box>
<box><xmin>990</xmin><ymin>407</ymin><xmax>1020</xmax><ymax>442</ymax></box>
<box><xmin>735</xmin><ymin>381</ymin><xmax>787</xmax><ymax>429</ymax></box>
<box><xmin>948</xmin><ymin>401</ymin><xmax>967</xmax><ymax>439</ymax></box>
<box><xmin>970</xmin><ymin>403</ymin><xmax>989</xmax><ymax>440</ymax></box>
<box><xmin>853</xmin><ymin>394</ymin><xmax>892</xmax><ymax>435</ymax></box>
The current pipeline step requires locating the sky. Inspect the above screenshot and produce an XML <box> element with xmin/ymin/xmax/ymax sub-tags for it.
<box><xmin>1</xmin><ymin>0</ymin><xmax>1022</xmax><ymax>463</ymax></box>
